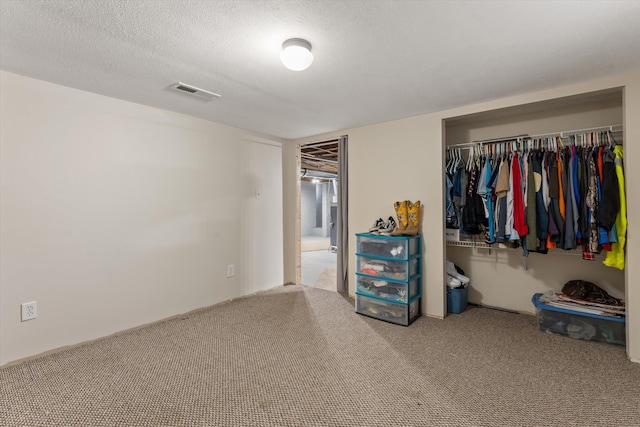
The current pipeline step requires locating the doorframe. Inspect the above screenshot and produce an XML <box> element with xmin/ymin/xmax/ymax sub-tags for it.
<box><xmin>295</xmin><ymin>137</ymin><xmax>346</xmax><ymax>290</ymax></box>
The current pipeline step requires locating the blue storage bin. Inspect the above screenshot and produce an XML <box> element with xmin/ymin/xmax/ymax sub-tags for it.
<box><xmin>355</xmin><ymin>294</ymin><xmax>421</xmax><ymax>326</ymax></box>
<box><xmin>447</xmin><ymin>286</ymin><xmax>468</xmax><ymax>314</ymax></box>
<box><xmin>531</xmin><ymin>293</ymin><xmax>625</xmax><ymax>346</ymax></box>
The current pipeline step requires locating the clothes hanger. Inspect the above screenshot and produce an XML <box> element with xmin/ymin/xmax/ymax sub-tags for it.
<box><xmin>452</xmin><ymin>148</ymin><xmax>457</xmax><ymax>172</ymax></box>
<box><xmin>607</xmin><ymin>130</ymin><xmax>618</xmax><ymax>148</ymax></box>
<box><xmin>451</xmin><ymin>148</ymin><xmax>458</xmax><ymax>173</ymax></box>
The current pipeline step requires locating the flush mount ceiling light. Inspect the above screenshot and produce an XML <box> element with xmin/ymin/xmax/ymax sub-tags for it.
<box><xmin>280</xmin><ymin>38</ymin><xmax>314</xmax><ymax>71</ymax></box>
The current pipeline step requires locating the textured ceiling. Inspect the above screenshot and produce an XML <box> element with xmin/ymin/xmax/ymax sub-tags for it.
<box><xmin>1</xmin><ymin>0</ymin><xmax>639</xmax><ymax>139</ymax></box>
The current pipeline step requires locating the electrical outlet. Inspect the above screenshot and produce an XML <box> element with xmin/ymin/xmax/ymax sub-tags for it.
<box><xmin>227</xmin><ymin>264</ymin><xmax>235</xmax><ymax>278</ymax></box>
<box><xmin>21</xmin><ymin>301</ymin><xmax>37</xmax><ymax>322</ymax></box>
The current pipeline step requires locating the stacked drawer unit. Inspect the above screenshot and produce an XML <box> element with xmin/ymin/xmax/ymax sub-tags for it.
<box><xmin>355</xmin><ymin>233</ymin><xmax>422</xmax><ymax>326</ymax></box>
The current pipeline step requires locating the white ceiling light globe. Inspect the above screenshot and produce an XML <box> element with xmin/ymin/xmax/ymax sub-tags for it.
<box><xmin>280</xmin><ymin>38</ymin><xmax>314</xmax><ymax>71</ymax></box>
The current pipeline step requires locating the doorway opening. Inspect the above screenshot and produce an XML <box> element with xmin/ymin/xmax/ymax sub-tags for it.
<box><xmin>298</xmin><ymin>138</ymin><xmax>345</xmax><ymax>292</ymax></box>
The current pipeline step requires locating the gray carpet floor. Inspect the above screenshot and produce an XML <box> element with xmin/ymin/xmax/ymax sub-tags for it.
<box><xmin>1</xmin><ymin>285</ymin><xmax>639</xmax><ymax>427</ymax></box>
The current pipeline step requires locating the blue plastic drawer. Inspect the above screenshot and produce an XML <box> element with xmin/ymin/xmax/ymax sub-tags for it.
<box><xmin>356</xmin><ymin>256</ymin><xmax>418</xmax><ymax>282</ymax></box>
<box><xmin>356</xmin><ymin>275</ymin><xmax>420</xmax><ymax>303</ymax></box>
<box><xmin>356</xmin><ymin>233</ymin><xmax>419</xmax><ymax>260</ymax></box>
<box><xmin>355</xmin><ymin>294</ymin><xmax>421</xmax><ymax>326</ymax></box>
<box><xmin>532</xmin><ymin>293</ymin><xmax>625</xmax><ymax>346</ymax></box>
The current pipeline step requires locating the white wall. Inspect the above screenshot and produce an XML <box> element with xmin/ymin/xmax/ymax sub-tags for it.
<box><xmin>0</xmin><ymin>71</ymin><xmax>284</xmax><ymax>365</ymax></box>
<box><xmin>286</xmin><ymin>71</ymin><xmax>640</xmax><ymax>363</ymax></box>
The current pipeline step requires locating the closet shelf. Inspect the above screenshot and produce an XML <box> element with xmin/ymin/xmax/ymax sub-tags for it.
<box><xmin>446</xmin><ymin>240</ymin><xmax>587</xmax><ymax>256</ymax></box>
<box><xmin>447</xmin><ymin>123</ymin><xmax>623</xmax><ymax>148</ymax></box>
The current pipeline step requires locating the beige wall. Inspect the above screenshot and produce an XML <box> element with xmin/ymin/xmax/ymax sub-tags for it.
<box><xmin>0</xmin><ymin>71</ymin><xmax>285</xmax><ymax>365</ymax></box>
<box><xmin>287</xmin><ymin>71</ymin><xmax>640</xmax><ymax>363</ymax></box>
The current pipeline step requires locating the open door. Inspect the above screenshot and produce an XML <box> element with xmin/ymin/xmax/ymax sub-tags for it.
<box><xmin>298</xmin><ymin>136</ymin><xmax>348</xmax><ymax>293</ymax></box>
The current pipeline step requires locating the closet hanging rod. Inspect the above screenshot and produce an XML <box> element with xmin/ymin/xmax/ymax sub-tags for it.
<box><xmin>447</xmin><ymin>123</ymin><xmax>623</xmax><ymax>148</ymax></box>
<box><xmin>528</xmin><ymin>123</ymin><xmax>622</xmax><ymax>139</ymax></box>
<box><xmin>448</xmin><ymin>135</ymin><xmax>529</xmax><ymax>148</ymax></box>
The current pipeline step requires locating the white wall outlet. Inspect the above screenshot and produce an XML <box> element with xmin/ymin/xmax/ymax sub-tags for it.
<box><xmin>21</xmin><ymin>301</ymin><xmax>37</xmax><ymax>322</ymax></box>
<box><xmin>227</xmin><ymin>264</ymin><xmax>235</xmax><ymax>278</ymax></box>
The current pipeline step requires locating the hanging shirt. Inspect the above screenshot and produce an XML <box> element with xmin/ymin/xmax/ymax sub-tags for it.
<box><xmin>572</xmin><ymin>146</ymin><xmax>582</xmax><ymax>240</ymax></box>
<box><xmin>579</xmin><ymin>147</ymin><xmax>590</xmax><ymax>242</ymax></box>
<box><xmin>603</xmin><ymin>145</ymin><xmax>627</xmax><ymax>270</ymax></box>
<box><xmin>477</xmin><ymin>157</ymin><xmax>488</xmax><ymax>200</ymax></box>
<box><xmin>462</xmin><ymin>165</ymin><xmax>484</xmax><ymax>235</ymax></box>
<box><xmin>595</xmin><ymin>147</ymin><xmax>611</xmax><ymax>248</ymax></box>
<box><xmin>483</xmin><ymin>156</ymin><xmax>496</xmax><ymax>244</ymax></box>
<box><xmin>542</xmin><ymin>151</ymin><xmax>550</xmax><ymax>209</ymax></box>
<box><xmin>548</xmin><ymin>152</ymin><xmax>564</xmax><ymax>245</ymax></box>
<box><xmin>557</xmin><ymin>151</ymin><xmax>566</xmax><ymax>223</ymax></box>
<box><xmin>526</xmin><ymin>153</ymin><xmax>538</xmax><ymax>251</ymax></box>
<box><xmin>495</xmin><ymin>158</ymin><xmax>509</xmax><ymax>242</ymax></box>
<box><xmin>534</xmin><ymin>151</ymin><xmax>549</xmax><ymax>245</ymax></box>
<box><xmin>505</xmin><ymin>154</ymin><xmax>518</xmax><ymax>240</ymax></box>
<box><xmin>598</xmin><ymin>148</ymin><xmax>619</xmax><ymax>230</ymax></box>
<box><xmin>586</xmin><ymin>150</ymin><xmax>600</xmax><ymax>253</ymax></box>
<box><xmin>564</xmin><ymin>147</ymin><xmax>577</xmax><ymax>250</ymax></box>
<box><xmin>488</xmin><ymin>157</ymin><xmax>501</xmax><ymax>243</ymax></box>
<box><xmin>512</xmin><ymin>152</ymin><xmax>528</xmax><ymax>238</ymax></box>
<box><xmin>477</xmin><ymin>157</ymin><xmax>489</xmax><ymax>219</ymax></box>
<box><xmin>446</xmin><ymin>174</ymin><xmax>457</xmax><ymax>228</ymax></box>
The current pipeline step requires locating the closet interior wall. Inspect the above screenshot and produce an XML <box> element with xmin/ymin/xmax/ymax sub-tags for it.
<box><xmin>445</xmin><ymin>90</ymin><xmax>624</xmax><ymax>314</ymax></box>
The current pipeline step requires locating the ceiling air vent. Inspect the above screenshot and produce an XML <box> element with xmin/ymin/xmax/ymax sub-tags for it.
<box><xmin>170</xmin><ymin>82</ymin><xmax>221</xmax><ymax>100</ymax></box>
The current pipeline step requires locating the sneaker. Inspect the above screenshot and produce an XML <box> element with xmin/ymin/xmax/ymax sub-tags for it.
<box><xmin>390</xmin><ymin>245</ymin><xmax>404</xmax><ymax>257</ymax></box>
<box><xmin>369</xmin><ymin>218</ymin><xmax>385</xmax><ymax>232</ymax></box>
<box><xmin>379</xmin><ymin>216</ymin><xmax>397</xmax><ymax>235</ymax></box>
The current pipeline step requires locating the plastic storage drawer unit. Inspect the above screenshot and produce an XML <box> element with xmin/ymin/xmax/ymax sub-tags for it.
<box><xmin>355</xmin><ymin>294</ymin><xmax>421</xmax><ymax>326</ymax></box>
<box><xmin>355</xmin><ymin>233</ymin><xmax>422</xmax><ymax>326</ymax></box>
<box><xmin>356</xmin><ymin>255</ymin><xmax>418</xmax><ymax>282</ymax></box>
<box><xmin>357</xmin><ymin>234</ymin><xmax>418</xmax><ymax>259</ymax></box>
<box><xmin>532</xmin><ymin>293</ymin><xmax>625</xmax><ymax>346</ymax></box>
<box><xmin>356</xmin><ymin>276</ymin><xmax>420</xmax><ymax>303</ymax></box>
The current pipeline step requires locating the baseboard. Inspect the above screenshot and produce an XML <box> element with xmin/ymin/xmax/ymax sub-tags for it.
<box><xmin>424</xmin><ymin>313</ymin><xmax>445</xmax><ymax>320</ymax></box>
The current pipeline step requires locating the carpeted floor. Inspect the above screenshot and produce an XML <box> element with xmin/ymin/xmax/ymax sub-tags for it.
<box><xmin>1</xmin><ymin>285</ymin><xmax>639</xmax><ymax>427</ymax></box>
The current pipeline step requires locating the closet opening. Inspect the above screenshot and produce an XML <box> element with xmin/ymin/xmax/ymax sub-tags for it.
<box><xmin>442</xmin><ymin>88</ymin><xmax>626</xmax><ymax>327</ymax></box>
